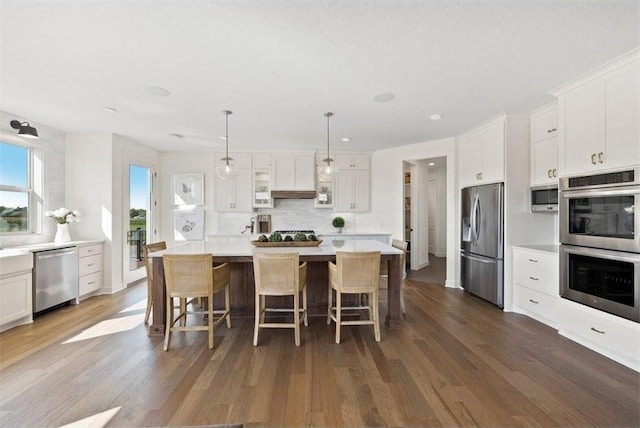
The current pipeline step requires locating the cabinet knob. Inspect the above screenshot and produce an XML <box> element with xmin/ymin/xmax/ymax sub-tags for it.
<box><xmin>591</xmin><ymin>153</ymin><xmax>597</xmax><ymax>165</ymax></box>
<box><xmin>598</xmin><ymin>152</ymin><xmax>604</xmax><ymax>164</ymax></box>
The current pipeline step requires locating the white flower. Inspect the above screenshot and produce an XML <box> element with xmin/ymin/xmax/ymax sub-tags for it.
<box><xmin>46</xmin><ymin>208</ymin><xmax>81</xmax><ymax>224</ymax></box>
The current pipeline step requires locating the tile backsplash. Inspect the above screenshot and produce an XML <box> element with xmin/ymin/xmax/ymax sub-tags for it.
<box><xmin>216</xmin><ymin>199</ymin><xmax>356</xmax><ymax>235</ymax></box>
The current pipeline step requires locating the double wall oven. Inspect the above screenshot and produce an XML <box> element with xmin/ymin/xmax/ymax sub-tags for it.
<box><xmin>559</xmin><ymin>168</ymin><xmax>639</xmax><ymax>322</ymax></box>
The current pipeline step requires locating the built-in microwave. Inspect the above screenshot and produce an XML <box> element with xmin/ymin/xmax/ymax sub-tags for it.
<box><xmin>531</xmin><ymin>184</ymin><xmax>558</xmax><ymax>212</ymax></box>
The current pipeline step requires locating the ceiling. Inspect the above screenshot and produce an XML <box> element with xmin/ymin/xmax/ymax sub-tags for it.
<box><xmin>1</xmin><ymin>1</ymin><xmax>638</xmax><ymax>153</ymax></box>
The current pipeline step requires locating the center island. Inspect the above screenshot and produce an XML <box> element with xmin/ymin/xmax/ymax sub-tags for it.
<box><xmin>148</xmin><ymin>238</ymin><xmax>404</xmax><ymax>335</ymax></box>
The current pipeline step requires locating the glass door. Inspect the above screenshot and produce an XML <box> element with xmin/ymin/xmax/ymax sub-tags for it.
<box><xmin>125</xmin><ymin>164</ymin><xmax>153</xmax><ymax>284</ymax></box>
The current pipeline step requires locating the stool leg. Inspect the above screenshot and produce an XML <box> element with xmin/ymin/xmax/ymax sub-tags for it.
<box><xmin>327</xmin><ymin>286</ymin><xmax>332</xmax><ymax>325</ymax></box>
<box><xmin>225</xmin><ymin>285</ymin><xmax>232</xmax><ymax>328</ymax></box>
<box><xmin>294</xmin><ymin>292</ymin><xmax>300</xmax><ymax>347</ymax></box>
<box><xmin>253</xmin><ymin>292</ymin><xmax>260</xmax><ymax>346</ymax></box>
<box><xmin>335</xmin><ymin>291</ymin><xmax>341</xmax><ymax>344</ymax></box>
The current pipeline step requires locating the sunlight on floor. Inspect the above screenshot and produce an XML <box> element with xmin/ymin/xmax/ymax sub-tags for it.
<box><xmin>62</xmin><ymin>314</ymin><xmax>144</xmax><ymax>344</ymax></box>
<box><xmin>58</xmin><ymin>406</ymin><xmax>121</xmax><ymax>428</ymax></box>
<box><xmin>119</xmin><ymin>298</ymin><xmax>147</xmax><ymax>313</ymax></box>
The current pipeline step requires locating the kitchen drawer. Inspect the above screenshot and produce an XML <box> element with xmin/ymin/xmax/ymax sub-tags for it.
<box><xmin>79</xmin><ymin>271</ymin><xmax>102</xmax><ymax>296</ymax></box>
<box><xmin>559</xmin><ymin>299</ymin><xmax>640</xmax><ymax>371</ymax></box>
<box><xmin>514</xmin><ymin>285</ymin><xmax>558</xmax><ymax>328</ymax></box>
<box><xmin>79</xmin><ymin>244</ymin><xmax>102</xmax><ymax>258</ymax></box>
<box><xmin>513</xmin><ymin>249</ymin><xmax>558</xmax><ymax>296</ymax></box>
<box><xmin>79</xmin><ymin>254</ymin><xmax>102</xmax><ymax>276</ymax></box>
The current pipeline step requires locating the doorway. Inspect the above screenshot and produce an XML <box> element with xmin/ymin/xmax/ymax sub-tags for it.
<box><xmin>405</xmin><ymin>156</ymin><xmax>447</xmax><ymax>283</ymax></box>
<box><xmin>125</xmin><ymin>164</ymin><xmax>154</xmax><ymax>285</ymax></box>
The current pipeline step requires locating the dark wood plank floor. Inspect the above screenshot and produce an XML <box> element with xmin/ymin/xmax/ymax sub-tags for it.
<box><xmin>1</xmin><ymin>278</ymin><xmax>638</xmax><ymax>427</ymax></box>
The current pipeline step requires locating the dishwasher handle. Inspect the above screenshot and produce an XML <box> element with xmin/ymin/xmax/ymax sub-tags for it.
<box><xmin>36</xmin><ymin>250</ymin><xmax>77</xmax><ymax>260</ymax></box>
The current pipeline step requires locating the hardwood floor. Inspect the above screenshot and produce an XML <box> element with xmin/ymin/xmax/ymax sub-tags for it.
<box><xmin>1</xmin><ymin>278</ymin><xmax>638</xmax><ymax>427</ymax></box>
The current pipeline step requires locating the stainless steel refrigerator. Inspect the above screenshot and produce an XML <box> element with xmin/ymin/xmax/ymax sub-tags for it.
<box><xmin>460</xmin><ymin>182</ymin><xmax>504</xmax><ymax>308</ymax></box>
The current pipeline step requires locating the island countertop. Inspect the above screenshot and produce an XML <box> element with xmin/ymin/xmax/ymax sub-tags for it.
<box><xmin>148</xmin><ymin>239</ymin><xmax>404</xmax><ymax>335</ymax></box>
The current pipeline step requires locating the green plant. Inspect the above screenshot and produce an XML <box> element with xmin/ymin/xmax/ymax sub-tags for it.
<box><xmin>332</xmin><ymin>216</ymin><xmax>345</xmax><ymax>228</ymax></box>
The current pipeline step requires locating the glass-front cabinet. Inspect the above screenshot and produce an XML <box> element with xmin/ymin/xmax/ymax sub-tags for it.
<box><xmin>252</xmin><ymin>153</ymin><xmax>273</xmax><ymax>208</ymax></box>
<box><xmin>253</xmin><ymin>170</ymin><xmax>272</xmax><ymax>208</ymax></box>
<box><xmin>314</xmin><ymin>154</ymin><xmax>334</xmax><ymax>208</ymax></box>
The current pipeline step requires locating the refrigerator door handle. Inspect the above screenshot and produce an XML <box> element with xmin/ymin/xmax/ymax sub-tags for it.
<box><xmin>475</xmin><ymin>196</ymin><xmax>481</xmax><ymax>241</ymax></box>
<box><xmin>460</xmin><ymin>251</ymin><xmax>495</xmax><ymax>264</ymax></box>
<box><xmin>470</xmin><ymin>193</ymin><xmax>479</xmax><ymax>242</ymax></box>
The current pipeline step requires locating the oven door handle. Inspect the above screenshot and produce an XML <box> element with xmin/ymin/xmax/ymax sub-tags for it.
<box><xmin>561</xmin><ymin>188</ymin><xmax>640</xmax><ymax>198</ymax></box>
<box><xmin>561</xmin><ymin>244</ymin><xmax>640</xmax><ymax>263</ymax></box>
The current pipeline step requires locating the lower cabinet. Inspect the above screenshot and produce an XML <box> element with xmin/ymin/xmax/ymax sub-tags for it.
<box><xmin>559</xmin><ymin>299</ymin><xmax>640</xmax><ymax>372</ymax></box>
<box><xmin>0</xmin><ymin>253</ymin><xmax>33</xmax><ymax>332</ymax></box>
<box><xmin>78</xmin><ymin>243</ymin><xmax>103</xmax><ymax>299</ymax></box>
<box><xmin>512</xmin><ymin>247</ymin><xmax>559</xmax><ymax>328</ymax></box>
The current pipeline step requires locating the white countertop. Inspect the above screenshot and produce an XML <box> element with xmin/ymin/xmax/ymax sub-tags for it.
<box><xmin>0</xmin><ymin>240</ymin><xmax>103</xmax><ymax>257</ymax></box>
<box><xmin>151</xmin><ymin>238</ymin><xmax>402</xmax><ymax>257</ymax></box>
<box><xmin>512</xmin><ymin>244</ymin><xmax>559</xmax><ymax>254</ymax></box>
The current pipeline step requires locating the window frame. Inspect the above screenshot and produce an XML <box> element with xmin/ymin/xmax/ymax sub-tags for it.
<box><xmin>0</xmin><ymin>140</ymin><xmax>34</xmax><ymax>235</ymax></box>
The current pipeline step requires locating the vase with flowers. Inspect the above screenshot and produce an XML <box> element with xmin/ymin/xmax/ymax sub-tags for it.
<box><xmin>46</xmin><ymin>208</ymin><xmax>81</xmax><ymax>243</ymax></box>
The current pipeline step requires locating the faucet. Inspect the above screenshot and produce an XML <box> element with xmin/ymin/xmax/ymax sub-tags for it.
<box><xmin>242</xmin><ymin>217</ymin><xmax>256</xmax><ymax>234</ymax></box>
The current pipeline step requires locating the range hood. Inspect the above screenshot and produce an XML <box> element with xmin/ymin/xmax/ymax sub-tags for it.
<box><xmin>271</xmin><ymin>190</ymin><xmax>316</xmax><ymax>199</ymax></box>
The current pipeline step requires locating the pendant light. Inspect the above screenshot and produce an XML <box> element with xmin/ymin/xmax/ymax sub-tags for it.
<box><xmin>215</xmin><ymin>110</ymin><xmax>239</xmax><ymax>180</ymax></box>
<box><xmin>317</xmin><ymin>112</ymin><xmax>339</xmax><ymax>180</ymax></box>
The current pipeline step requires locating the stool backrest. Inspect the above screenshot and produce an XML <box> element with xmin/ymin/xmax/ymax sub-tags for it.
<box><xmin>335</xmin><ymin>251</ymin><xmax>381</xmax><ymax>292</ymax></box>
<box><xmin>253</xmin><ymin>252</ymin><xmax>301</xmax><ymax>295</ymax></box>
<box><xmin>163</xmin><ymin>254</ymin><xmax>212</xmax><ymax>297</ymax></box>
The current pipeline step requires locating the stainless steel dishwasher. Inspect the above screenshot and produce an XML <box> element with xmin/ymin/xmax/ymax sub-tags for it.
<box><xmin>33</xmin><ymin>246</ymin><xmax>79</xmax><ymax>314</ymax></box>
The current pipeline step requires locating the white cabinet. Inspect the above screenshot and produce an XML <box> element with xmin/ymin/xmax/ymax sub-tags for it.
<box><xmin>335</xmin><ymin>154</ymin><xmax>370</xmax><ymax>212</ymax></box>
<box><xmin>214</xmin><ymin>152</ymin><xmax>253</xmax><ymax>212</ymax></box>
<box><xmin>336</xmin><ymin>154</ymin><xmax>370</xmax><ymax>170</ymax></box>
<box><xmin>78</xmin><ymin>243</ymin><xmax>103</xmax><ymax>298</ymax></box>
<box><xmin>554</xmin><ymin>52</ymin><xmax>639</xmax><ymax>176</ymax></box>
<box><xmin>559</xmin><ymin>298</ymin><xmax>640</xmax><ymax>372</ymax></box>
<box><xmin>314</xmin><ymin>153</ymin><xmax>334</xmax><ymax>208</ymax></box>
<box><xmin>457</xmin><ymin>119</ymin><xmax>505</xmax><ymax>188</ymax></box>
<box><xmin>530</xmin><ymin>104</ymin><xmax>558</xmax><ymax>186</ymax></box>
<box><xmin>0</xmin><ymin>253</ymin><xmax>33</xmax><ymax>332</ymax></box>
<box><xmin>272</xmin><ymin>152</ymin><xmax>315</xmax><ymax>191</ymax></box>
<box><xmin>252</xmin><ymin>153</ymin><xmax>273</xmax><ymax>208</ymax></box>
<box><xmin>512</xmin><ymin>247</ymin><xmax>559</xmax><ymax>328</ymax></box>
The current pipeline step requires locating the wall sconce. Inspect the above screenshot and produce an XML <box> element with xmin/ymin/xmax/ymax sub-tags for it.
<box><xmin>10</xmin><ymin>120</ymin><xmax>39</xmax><ymax>139</ymax></box>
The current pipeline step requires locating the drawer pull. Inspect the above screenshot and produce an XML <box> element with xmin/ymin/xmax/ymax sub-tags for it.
<box><xmin>528</xmin><ymin>259</ymin><xmax>538</xmax><ymax>263</ymax></box>
<box><xmin>87</xmin><ymin>263</ymin><xmax>95</xmax><ymax>267</ymax></box>
<box><xmin>87</xmin><ymin>281</ymin><xmax>95</xmax><ymax>285</ymax></box>
<box><xmin>529</xmin><ymin>276</ymin><xmax>539</xmax><ymax>281</ymax></box>
<box><xmin>590</xmin><ymin>327</ymin><xmax>605</xmax><ymax>334</ymax></box>
<box><xmin>528</xmin><ymin>299</ymin><xmax>539</xmax><ymax>304</ymax></box>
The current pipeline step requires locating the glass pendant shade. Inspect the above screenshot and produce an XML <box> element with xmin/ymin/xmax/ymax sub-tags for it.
<box><xmin>317</xmin><ymin>158</ymin><xmax>338</xmax><ymax>180</ymax></box>
<box><xmin>215</xmin><ymin>156</ymin><xmax>239</xmax><ymax>180</ymax></box>
<box><xmin>215</xmin><ymin>110</ymin><xmax>238</xmax><ymax>180</ymax></box>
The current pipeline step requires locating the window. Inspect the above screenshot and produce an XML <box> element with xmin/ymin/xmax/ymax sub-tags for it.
<box><xmin>0</xmin><ymin>141</ymin><xmax>31</xmax><ymax>233</ymax></box>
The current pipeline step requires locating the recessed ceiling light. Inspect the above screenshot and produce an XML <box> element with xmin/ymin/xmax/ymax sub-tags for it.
<box><xmin>373</xmin><ymin>92</ymin><xmax>395</xmax><ymax>102</ymax></box>
<box><xmin>144</xmin><ymin>86</ymin><xmax>171</xmax><ymax>97</ymax></box>
<box><xmin>430</xmin><ymin>114</ymin><xmax>442</xmax><ymax>120</ymax></box>
<box><xmin>103</xmin><ymin>107</ymin><xmax>117</xmax><ymax>113</ymax></box>
<box><xmin>428</xmin><ymin>162</ymin><xmax>435</xmax><ymax>166</ymax></box>
<box><xmin>341</xmin><ymin>137</ymin><xmax>351</xmax><ymax>142</ymax></box>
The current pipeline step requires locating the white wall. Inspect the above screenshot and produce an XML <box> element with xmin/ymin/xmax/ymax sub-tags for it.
<box><xmin>359</xmin><ymin>137</ymin><xmax>458</xmax><ymax>288</ymax></box>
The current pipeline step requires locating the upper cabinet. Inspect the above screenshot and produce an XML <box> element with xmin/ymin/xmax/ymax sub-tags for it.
<box><xmin>552</xmin><ymin>50</ymin><xmax>639</xmax><ymax>176</ymax></box>
<box><xmin>314</xmin><ymin>154</ymin><xmax>334</xmax><ymax>208</ymax></box>
<box><xmin>252</xmin><ymin>153</ymin><xmax>273</xmax><ymax>208</ymax></box>
<box><xmin>213</xmin><ymin>152</ymin><xmax>253</xmax><ymax>212</ymax></box>
<box><xmin>335</xmin><ymin>153</ymin><xmax>371</xmax><ymax>212</ymax></box>
<box><xmin>457</xmin><ymin>118</ymin><xmax>505</xmax><ymax>188</ymax></box>
<box><xmin>530</xmin><ymin>103</ymin><xmax>558</xmax><ymax>186</ymax></box>
<box><xmin>272</xmin><ymin>152</ymin><xmax>315</xmax><ymax>191</ymax></box>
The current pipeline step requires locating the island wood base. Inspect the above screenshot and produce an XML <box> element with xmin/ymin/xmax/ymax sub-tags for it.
<box><xmin>149</xmin><ymin>253</ymin><xmax>403</xmax><ymax>335</ymax></box>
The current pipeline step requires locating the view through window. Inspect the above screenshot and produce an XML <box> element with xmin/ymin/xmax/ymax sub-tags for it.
<box><xmin>0</xmin><ymin>142</ymin><xmax>31</xmax><ymax>233</ymax></box>
<box><xmin>128</xmin><ymin>164</ymin><xmax>150</xmax><ymax>270</ymax></box>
